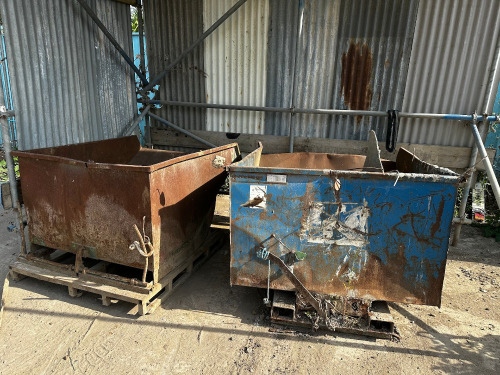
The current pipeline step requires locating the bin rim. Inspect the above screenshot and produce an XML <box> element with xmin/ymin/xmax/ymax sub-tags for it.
<box><xmin>228</xmin><ymin>144</ymin><xmax>460</xmax><ymax>184</ymax></box>
<box><xmin>228</xmin><ymin>165</ymin><xmax>460</xmax><ymax>184</ymax></box>
<box><xmin>12</xmin><ymin>136</ymin><xmax>240</xmax><ymax>174</ymax></box>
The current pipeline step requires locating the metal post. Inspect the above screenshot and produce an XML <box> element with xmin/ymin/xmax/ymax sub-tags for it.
<box><xmin>471</xmin><ymin>117</ymin><xmax>500</xmax><ymax>208</ymax></box>
<box><xmin>74</xmin><ymin>0</ymin><xmax>149</xmax><ymax>86</ymax></box>
<box><xmin>143</xmin><ymin>0</ymin><xmax>249</xmax><ymax>92</ymax></box>
<box><xmin>146</xmin><ymin>114</ymin><xmax>152</xmax><ymax>148</ymax></box>
<box><xmin>452</xmin><ymin>115</ymin><xmax>479</xmax><ymax>246</ymax></box>
<box><xmin>121</xmin><ymin>104</ymin><xmax>151</xmax><ymax>137</ymax></box>
<box><xmin>452</xmin><ymin>31</ymin><xmax>500</xmax><ymax>243</ymax></box>
<box><xmin>148</xmin><ymin>113</ymin><xmax>216</xmax><ymax>148</ymax></box>
<box><xmin>0</xmin><ymin>89</ymin><xmax>18</xmax><ymax>209</ymax></box>
<box><xmin>288</xmin><ymin>115</ymin><xmax>295</xmax><ymax>153</ymax></box>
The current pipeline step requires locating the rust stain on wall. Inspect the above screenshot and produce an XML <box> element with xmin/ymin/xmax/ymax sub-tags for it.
<box><xmin>341</xmin><ymin>41</ymin><xmax>373</xmax><ymax>122</ymax></box>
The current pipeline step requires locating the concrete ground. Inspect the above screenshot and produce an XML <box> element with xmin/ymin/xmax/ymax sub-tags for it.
<box><xmin>0</xmin><ymin>203</ymin><xmax>499</xmax><ymax>375</ymax></box>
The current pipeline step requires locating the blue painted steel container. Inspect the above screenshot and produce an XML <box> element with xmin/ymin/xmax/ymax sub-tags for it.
<box><xmin>228</xmin><ymin>146</ymin><xmax>459</xmax><ymax>307</ymax></box>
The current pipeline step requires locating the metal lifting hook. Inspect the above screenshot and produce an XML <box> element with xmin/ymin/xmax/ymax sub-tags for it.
<box><xmin>129</xmin><ymin>216</ymin><xmax>154</xmax><ymax>283</ymax></box>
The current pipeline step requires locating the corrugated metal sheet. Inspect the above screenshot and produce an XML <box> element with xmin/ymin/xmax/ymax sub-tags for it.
<box><xmin>144</xmin><ymin>0</ymin><xmax>206</xmax><ymax>131</ymax></box>
<box><xmin>264</xmin><ymin>0</ymin><xmax>299</xmax><ymax>136</ymax></box>
<box><xmin>204</xmin><ymin>0</ymin><xmax>269</xmax><ymax>134</ymax></box>
<box><xmin>399</xmin><ymin>0</ymin><xmax>500</xmax><ymax>147</ymax></box>
<box><xmin>266</xmin><ymin>0</ymin><xmax>418</xmax><ymax>140</ymax></box>
<box><xmin>289</xmin><ymin>0</ymin><xmax>341</xmax><ymax>139</ymax></box>
<box><xmin>0</xmin><ymin>0</ymin><xmax>136</xmax><ymax>150</ymax></box>
<box><xmin>328</xmin><ymin>0</ymin><xmax>418</xmax><ymax>141</ymax></box>
<box><xmin>144</xmin><ymin>0</ymin><xmax>500</xmax><ymax>148</ymax></box>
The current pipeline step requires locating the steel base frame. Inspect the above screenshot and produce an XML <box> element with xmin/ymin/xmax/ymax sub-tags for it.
<box><xmin>269</xmin><ymin>290</ymin><xmax>398</xmax><ymax>340</ymax></box>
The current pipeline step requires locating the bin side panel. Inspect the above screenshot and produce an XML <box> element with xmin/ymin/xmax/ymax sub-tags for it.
<box><xmin>151</xmin><ymin>146</ymin><xmax>239</xmax><ymax>280</ymax></box>
<box><xmin>19</xmin><ymin>157</ymin><xmax>151</xmax><ymax>268</ymax></box>
<box><xmin>230</xmin><ymin>172</ymin><xmax>457</xmax><ymax>306</ymax></box>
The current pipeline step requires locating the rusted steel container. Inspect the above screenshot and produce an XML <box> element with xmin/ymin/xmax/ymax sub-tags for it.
<box><xmin>228</xmin><ymin>145</ymin><xmax>459</xmax><ymax>307</ymax></box>
<box><xmin>13</xmin><ymin>136</ymin><xmax>239</xmax><ymax>283</ymax></box>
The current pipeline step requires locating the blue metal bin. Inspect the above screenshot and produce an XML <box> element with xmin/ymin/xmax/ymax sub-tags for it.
<box><xmin>228</xmin><ymin>145</ymin><xmax>459</xmax><ymax>308</ymax></box>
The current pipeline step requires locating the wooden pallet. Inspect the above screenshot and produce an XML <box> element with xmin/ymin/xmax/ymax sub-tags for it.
<box><xmin>9</xmin><ymin>230</ymin><xmax>225</xmax><ymax>315</ymax></box>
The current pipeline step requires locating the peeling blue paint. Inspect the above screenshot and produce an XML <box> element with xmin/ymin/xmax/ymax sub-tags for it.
<box><xmin>230</xmin><ymin>160</ymin><xmax>458</xmax><ymax>306</ymax></box>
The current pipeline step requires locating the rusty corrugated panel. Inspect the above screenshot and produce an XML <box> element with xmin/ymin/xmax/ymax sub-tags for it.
<box><xmin>329</xmin><ymin>0</ymin><xmax>418</xmax><ymax>141</ymax></box>
<box><xmin>399</xmin><ymin>0</ymin><xmax>500</xmax><ymax>147</ymax></box>
<box><xmin>266</xmin><ymin>0</ymin><xmax>418</xmax><ymax>140</ymax></box>
<box><xmin>144</xmin><ymin>0</ymin><xmax>207</xmax><ymax>132</ymax></box>
<box><xmin>13</xmin><ymin>136</ymin><xmax>240</xmax><ymax>282</ymax></box>
<box><xmin>0</xmin><ymin>0</ymin><xmax>136</xmax><ymax>150</ymax></box>
<box><xmin>203</xmin><ymin>0</ymin><xmax>269</xmax><ymax>134</ymax></box>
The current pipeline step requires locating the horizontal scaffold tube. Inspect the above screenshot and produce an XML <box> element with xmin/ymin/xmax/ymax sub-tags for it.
<box><xmin>139</xmin><ymin>99</ymin><xmax>500</xmax><ymax>123</ymax></box>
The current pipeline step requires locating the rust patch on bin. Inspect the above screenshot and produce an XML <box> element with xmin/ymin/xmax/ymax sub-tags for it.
<box><xmin>341</xmin><ymin>41</ymin><xmax>373</xmax><ymax>123</ymax></box>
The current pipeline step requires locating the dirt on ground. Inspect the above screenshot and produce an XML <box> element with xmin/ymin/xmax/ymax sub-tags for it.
<box><xmin>0</xmin><ymin>205</ymin><xmax>499</xmax><ymax>375</ymax></box>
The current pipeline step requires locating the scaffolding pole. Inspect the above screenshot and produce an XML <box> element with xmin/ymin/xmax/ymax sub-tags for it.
<box><xmin>0</xmin><ymin>88</ymin><xmax>18</xmax><ymax>209</ymax></box>
<box><xmin>121</xmin><ymin>104</ymin><xmax>151</xmax><ymax>137</ymax></box>
<box><xmin>148</xmin><ymin>113</ymin><xmax>216</xmax><ymax>148</ymax></box>
<box><xmin>57</xmin><ymin>0</ymin><xmax>500</xmax><ymax>249</ymax></box>
<box><xmin>140</xmin><ymin>99</ymin><xmax>500</xmax><ymax>122</ymax></box>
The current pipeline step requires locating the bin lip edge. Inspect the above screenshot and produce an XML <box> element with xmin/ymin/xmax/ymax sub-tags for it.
<box><xmin>12</xmin><ymin>141</ymin><xmax>240</xmax><ymax>173</ymax></box>
<box><xmin>227</xmin><ymin>165</ymin><xmax>460</xmax><ymax>184</ymax></box>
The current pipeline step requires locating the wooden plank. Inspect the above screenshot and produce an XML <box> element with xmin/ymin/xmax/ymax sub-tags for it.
<box><xmin>151</xmin><ymin>128</ymin><xmax>496</xmax><ymax>171</ymax></box>
<box><xmin>10</xmin><ymin>261</ymin><xmax>146</xmax><ymax>304</ymax></box>
<box><xmin>9</xmin><ymin>229</ymin><xmax>226</xmax><ymax>315</ymax></box>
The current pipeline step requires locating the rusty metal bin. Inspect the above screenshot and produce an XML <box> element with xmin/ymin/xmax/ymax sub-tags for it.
<box><xmin>11</xmin><ymin>136</ymin><xmax>239</xmax><ymax>313</ymax></box>
<box><xmin>228</xmin><ymin>143</ymin><xmax>459</xmax><ymax>335</ymax></box>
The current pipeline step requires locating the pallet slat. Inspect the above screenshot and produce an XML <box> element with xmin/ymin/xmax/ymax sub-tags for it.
<box><xmin>9</xmin><ymin>230</ymin><xmax>225</xmax><ymax>315</ymax></box>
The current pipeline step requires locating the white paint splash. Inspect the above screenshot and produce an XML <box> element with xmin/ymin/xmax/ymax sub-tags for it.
<box><xmin>301</xmin><ymin>200</ymin><xmax>370</xmax><ymax>282</ymax></box>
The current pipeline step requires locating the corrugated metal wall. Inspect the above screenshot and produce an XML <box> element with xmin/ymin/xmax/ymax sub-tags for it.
<box><xmin>144</xmin><ymin>0</ymin><xmax>206</xmax><ymax>131</ymax></box>
<box><xmin>328</xmin><ymin>0</ymin><xmax>418</xmax><ymax>141</ymax></box>
<box><xmin>264</xmin><ymin>0</ymin><xmax>300</xmax><ymax>136</ymax></box>
<box><xmin>144</xmin><ymin>0</ymin><xmax>500</xmax><ymax>148</ymax></box>
<box><xmin>0</xmin><ymin>0</ymin><xmax>136</xmax><ymax>150</ymax></box>
<box><xmin>0</xmin><ymin>27</ymin><xmax>17</xmax><ymax>147</ymax></box>
<box><xmin>399</xmin><ymin>0</ymin><xmax>500</xmax><ymax>147</ymax></box>
<box><xmin>265</xmin><ymin>0</ymin><xmax>418</xmax><ymax>141</ymax></box>
<box><xmin>204</xmin><ymin>0</ymin><xmax>269</xmax><ymax>134</ymax></box>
